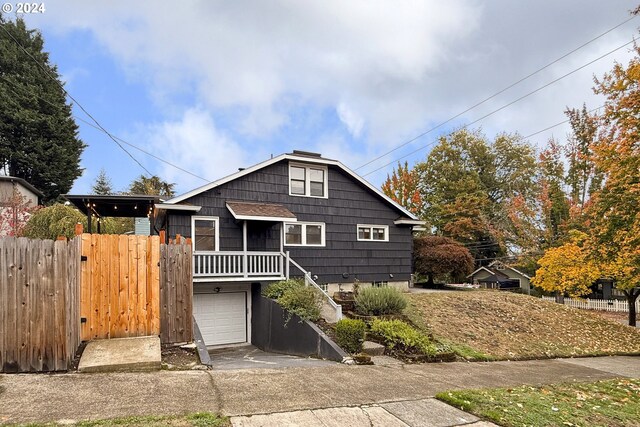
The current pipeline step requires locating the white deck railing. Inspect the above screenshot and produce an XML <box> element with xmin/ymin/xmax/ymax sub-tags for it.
<box><xmin>541</xmin><ymin>296</ymin><xmax>638</xmax><ymax>312</ymax></box>
<box><xmin>193</xmin><ymin>251</ymin><xmax>286</xmax><ymax>279</ymax></box>
<box><xmin>192</xmin><ymin>250</ymin><xmax>343</xmax><ymax>322</ymax></box>
<box><xmin>288</xmin><ymin>257</ymin><xmax>343</xmax><ymax>322</ymax></box>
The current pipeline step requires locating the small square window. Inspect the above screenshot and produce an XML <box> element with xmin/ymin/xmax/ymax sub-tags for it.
<box><xmin>193</xmin><ymin>218</ymin><xmax>218</xmax><ymax>251</ymax></box>
<box><xmin>289</xmin><ymin>163</ymin><xmax>327</xmax><ymax>198</ymax></box>
<box><xmin>285</xmin><ymin>222</ymin><xmax>325</xmax><ymax>246</ymax></box>
<box><xmin>285</xmin><ymin>224</ymin><xmax>302</xmax><ymax>245</ymax></box>
<box><xmin>357</xmin><ymin>225</ymin><xmax>388</xmax><ymax>242</ymax></box>
<box><xmin>306</xmin><ymin>225</ymin><xmax>322</xmax><ymax>245</ymax></box>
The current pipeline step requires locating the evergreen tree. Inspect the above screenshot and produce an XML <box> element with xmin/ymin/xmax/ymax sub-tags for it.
<box><xmin>91</xmin><ymin>168</ymin><xmax>113</xmax><ymax>195</ymax></box>
<box><xmin>0</xmin><ymin>15</ymin><xmax>85</xmax><ymax>203</ymax></box>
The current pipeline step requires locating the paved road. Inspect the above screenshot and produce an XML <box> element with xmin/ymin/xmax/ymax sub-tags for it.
<box><xmin>0</xmin><ymin>356</ymin><xmax>637</xmax><ymax>426</ymax></box>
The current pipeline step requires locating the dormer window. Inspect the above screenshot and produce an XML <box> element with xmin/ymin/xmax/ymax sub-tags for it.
<box><xmin>289</xmin><ymin>163</ymin><xmax>328</xmax><ymax>198</ymax></box>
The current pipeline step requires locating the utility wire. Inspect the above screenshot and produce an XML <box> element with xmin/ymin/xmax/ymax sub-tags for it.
<box><xmin>362</xmin><ymin>37</ymin><xmax>636</xmax><ymax>178</ymax></box>
<box><xmin>73</xmin><ymin>116</ymin><xmax>210</xmax><ymax>182</ymax></box>
<box><xmin>0</xmin><ymin>23</ymin><xmax>153</xmax><ymax>176</ymax></box>
<box><xmin>0</xmin><ymin>74</ymin><xmax>210</xmax><ymax>183</ymax></box>
<box><xmin>355</xmin><ymin>15</ymin><xmax>637</xmax><ymax>172</ymax></box>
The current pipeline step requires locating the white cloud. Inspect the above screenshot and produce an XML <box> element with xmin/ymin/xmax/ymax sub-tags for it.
<box><xmin>29</xmin><ymin>0</ymin><xmax>640</xmax><ymax>186</ymax></box>
<box><xmin>134</xmin><ymin>109</ymin><xmax>258</xmax><ymax>194</ymax></box>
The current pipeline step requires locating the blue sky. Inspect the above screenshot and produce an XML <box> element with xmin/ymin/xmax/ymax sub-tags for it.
<box><xmin>14</xmin><ymin>1</ymin><xmax>639</xmax><ymax>196</ymax></box>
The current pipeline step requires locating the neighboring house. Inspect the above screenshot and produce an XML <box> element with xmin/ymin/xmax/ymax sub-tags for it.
<box><xmin>0</xmin><ymin>176</ymin><xmax>43</xmax><ymax>236</ymax></box>
<box><xmin>468</xmin><ymin>260</ymin><xmax>532</xmax><ymax>294</ymax></box>
<box><xmin>155</xmin><ymin>150</ymin><xmax>424</xmax><ymax>347</ymax></box>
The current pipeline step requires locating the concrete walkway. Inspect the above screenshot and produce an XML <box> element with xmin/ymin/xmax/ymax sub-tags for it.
<box><xmin>0</xmin><ymin>356</ymin><xmax>637</xmax><ymax>425</ymax></box>
<box><xmin>209</xmin><ymin>345</ymin><xmax>335</xmax><ymax>370</ymax></box>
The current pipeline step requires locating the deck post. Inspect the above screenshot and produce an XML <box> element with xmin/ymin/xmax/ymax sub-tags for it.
<box><xmin>285</xmin><ymin>251</ymin><xmax>290</xmax><ymax>279</ymax></box>
<box><xmin>242</xmin><ymin>221</ymin><xmax>248</xmax><ymax>278</ymax></box>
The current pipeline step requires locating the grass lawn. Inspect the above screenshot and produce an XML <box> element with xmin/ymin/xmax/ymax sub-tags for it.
<box><xmin>436</xmin><ymin>378</ymin><xmax>640</xmax><ymax>427</ymax></box>
<box><xmin>15</xmin><ymin>412</ymin><xmax>229</xmax><ymax>427</ymax></box>
<box><xmin>405</xmin><ymin>291</ymin><xmax>640</xmax><ymax>360</ymax></box>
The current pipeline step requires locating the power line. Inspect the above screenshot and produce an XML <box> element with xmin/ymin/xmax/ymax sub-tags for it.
<box><xmin>0</xmin><ymin>74</ymin><xmax>210</xmax><ymax>183</ymax></box>
<box><xmin>361</xmin><ymin>37</ymin><xmax>636</xmax><ymax>178</ymax></box>
<box><xmin>0</xmin><ymin>23</ymin><xmax>153</xmax><ymax>176</ymax></box>
<box><xmin>356</xmin><ymin>15</ymin><xmax>636</xmax><ymax>172</ymax></box>
<box><xmin>73</xmin><ymin>116</ymin><xmax>210</xmax><ymax>182</ymax></box>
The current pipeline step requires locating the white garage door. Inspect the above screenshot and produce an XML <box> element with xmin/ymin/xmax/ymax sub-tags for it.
<box><xmin>193</xmin><ymin>292</ymin><xmax>247</xmax><ymax>346</ymax></box>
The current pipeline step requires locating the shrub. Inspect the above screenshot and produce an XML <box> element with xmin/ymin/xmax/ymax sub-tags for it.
<box><xmin>262</xmin><ymin>279</ymin><xmax>304</xmax><ymax>299</ymax></box>
<box><xmin>354</xmin><ymin>286</ymin><xmax>407</xmax><ymax>316</ymax></box>
<box><xmin>335</xmin><ymin>318</ymin><xmax>366</xmax><ymax>354</ymax></box>
<box><xmin>277</xmin><ymin>285</ymin><xmax>323</xmax><ymax>323</ymax></box>
<box><xmin>369</xmin><ymin>319</ymin><xmax>436</xmax><ymax>355</ymax></box>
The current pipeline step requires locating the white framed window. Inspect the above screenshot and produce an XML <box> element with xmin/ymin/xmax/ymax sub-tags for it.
<box><xmin>284</xmin><ymin>222</ymin><xmax>325</xmax><ymax>246</ymax></box>
<box><xmin>289</xmin><ymin>163</ymin><xmax>328</xmax><ymax>198</ymax></box>
<box><xmin>357</xmin><ymin>224</ymin><xmax>389</xmax><ymax>242</ymax></box>
<box><xmin>318</xmin><ymin>283</ymin><xmax>329</xmax><ymax>292</ymax></box>
<box><xmin>191</xmin><ymin>216</ymin><xmax>219</xmax><ymax>252</ymax></box>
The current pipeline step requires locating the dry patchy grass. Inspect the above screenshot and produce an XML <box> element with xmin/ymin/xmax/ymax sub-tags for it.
<box><xmin>406</xmin><ymin>291</ymin><xmax>640</xmax><ymax>360</ymax></box>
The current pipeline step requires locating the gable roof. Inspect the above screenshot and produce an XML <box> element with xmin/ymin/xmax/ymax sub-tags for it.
<box><xmin>488</xmin><ymin>261</ymin><xmax>532</xmax><ymax>279</ymax></box>
<box><xmin>467</xmin><ymin>266</ymin><xmax>494</xmax><ymax>278</ymax></box>
<box><xmin>164</xmin><ymin>152</ymin><xmax>420</xmax><ymax>220</ymax></box>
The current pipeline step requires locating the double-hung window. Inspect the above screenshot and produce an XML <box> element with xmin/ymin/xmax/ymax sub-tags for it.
<box><xmin>289</xmin><ymin>163</ymin><xmax>327</xmax><ymax>198</ymax></box>
<box><xmin>192</xmin><ymin>216</ymin><xmax>219</xmax><ymax>251</ymax></box>
<box><xmin>357</xmin><ymin>224</ymin><xmax>389</xmax><ymax>242</ymax></box>
<box><xmin>284</xmin><ymin>222</ymin><xmax>325</xmax><ymax>246</ymax></box>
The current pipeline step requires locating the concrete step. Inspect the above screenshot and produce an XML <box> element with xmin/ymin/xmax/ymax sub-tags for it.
<box><xmin>362</xmin><ymin>340</ymin><xmax>385</xmax><ymax>356</ymax></box>
<box><xmin>78</xmin><ymin>336</ymin><xmax>161</xmax><ymax>373</ymax></box>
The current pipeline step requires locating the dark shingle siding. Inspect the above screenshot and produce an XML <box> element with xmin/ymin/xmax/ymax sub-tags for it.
<box><xmin>169</xmin><ymin>160</ymin><xmax>413</xmax><ymax>283</ymax></box>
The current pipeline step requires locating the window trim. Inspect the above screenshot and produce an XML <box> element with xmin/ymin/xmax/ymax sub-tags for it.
<box><xmin>288</xmin><ymin>162</ymin><xmax>328</xmax><ymax>199</ymax></box>
<box><xmin>284</xmin><ymin>221</ymin><xmax>326</xmax><ymax>247</ymax></box>
<box><xmin>357</xmin><ymin>224</ymin><xmax>389</xmax><ymax>242</ymax></box>
<box><xmin>191</xmin><ymin>215</ymin><xmax>220</xmax><ymax>253</ymax></box>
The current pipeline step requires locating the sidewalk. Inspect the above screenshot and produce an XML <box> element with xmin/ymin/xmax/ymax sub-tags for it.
<box><xmin>0</xmin><ymin>356</ymin><xmax>637</xmax><ymax>425</ymax></box>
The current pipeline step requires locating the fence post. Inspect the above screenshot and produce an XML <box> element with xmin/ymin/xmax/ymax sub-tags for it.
<box><xmin>75</xmin><ymin>223</ymin><xmax>83</xmax><ymax>236</ymax></box>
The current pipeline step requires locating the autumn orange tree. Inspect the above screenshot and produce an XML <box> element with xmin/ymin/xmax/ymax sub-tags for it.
<box><xmin>381</xmin><ymin>161</ymin><xmax>423</xmax><ymax>216</ymax></box>
<box><xmin>587</xmin><ymin>42</ymin><xmax>640</xmax><ymax>326</ymax></box>
<box><xmin>531</xmin><ymin>231</ymin><xmax>600</xmax><ymax>298</ymax></box>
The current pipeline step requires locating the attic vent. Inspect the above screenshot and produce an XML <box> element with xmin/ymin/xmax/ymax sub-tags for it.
<box><xmin>292</xmin><ymin>150</ymin><xmax>322</xmax><ymax>158</ymax></box>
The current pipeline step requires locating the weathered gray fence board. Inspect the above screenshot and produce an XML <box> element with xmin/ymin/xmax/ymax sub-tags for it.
<box><xmin>159</xmin><ymin>243</ymin><xmax>193</xmax><ymax>344</ymax></box>
<box><xmin>0</xmin><ymin>237</ymin><xmax>81</xmax><ymax>373</ymax></box>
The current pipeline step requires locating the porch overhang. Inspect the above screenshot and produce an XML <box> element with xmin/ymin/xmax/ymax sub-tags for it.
<box><xmin>226</xmin><ymin>201</ymin><xmax>297</xmax><ymax>222</ymax></box>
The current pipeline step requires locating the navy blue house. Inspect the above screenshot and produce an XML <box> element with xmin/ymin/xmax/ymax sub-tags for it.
<box><xmin>155</xmin><ymin>150</ymin><xmax>423</xmax><ymax>347</ymax></box>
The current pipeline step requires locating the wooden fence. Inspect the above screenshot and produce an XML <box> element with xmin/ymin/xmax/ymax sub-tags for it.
<box><xmin>80</xmin><ymin>233</ymin><xmax>193</xmax><ymax>343</ymax></box>
<box><xmin>160</xmin><ymin>241</ymin><xmax>193</xmax><ymax>344</ymax></box>
<box><xmin>1</xmin><ymin>233</ymin><xmax>193</xmax><ymax>372</ymax></box>
<box><xmin>80</xmin><ymin>234</ymin><xmax>161</xmax><ymax>341</ymax></box>
<box><xmin>0</xmin><ymin>237</ymin><xmax>81</xmax><ymax>372</ymax></box>
<box><xmin>541</xmin><ymin>296</ymin><xmax>639</xmax><ymax>312</ymax></box>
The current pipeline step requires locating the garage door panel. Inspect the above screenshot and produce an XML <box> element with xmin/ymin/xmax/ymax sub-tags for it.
<box><xmin>193</xmin><ymin>292</ymin><xmax>247</xmax><ymax>346</ymax></box>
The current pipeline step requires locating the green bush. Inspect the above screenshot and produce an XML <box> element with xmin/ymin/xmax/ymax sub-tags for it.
<box><xmin>262</xmin><ymin>279</ymin><xmax>304</xmax><ymax>299</ymax></box>
<box><xmin>354</xmin><ymin>286</ymin><xmax>407</xmax><ymax>316</ymax></box>
<box><xmin>335</xmin><ymin>318</ymin><xmax>366</xmax><ymax>353</ymax></box>
<box><xmin>369</xmin><ymin>319</ymin><xmax>437</xmax><ymax>355</ymax></box>
<box><xmin>277</xmin><ymin>285</ymin><xmax>323</xmax><ymax>323</ymax></box>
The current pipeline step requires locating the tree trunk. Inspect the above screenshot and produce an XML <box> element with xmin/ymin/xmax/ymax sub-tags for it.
<box><xmin>555</xmin><ymin>291</ymin><xmax>564</xmax><ymax>304</ymax></box>
<box><xmin>624</xmin><ymin>289</ymin><xmax>639</xmax><ymax>327</ymax></box>
<box><xmin>427</xmin><ymin>274</ymin><xmax>434</xmax><ymax>287</ymax></box>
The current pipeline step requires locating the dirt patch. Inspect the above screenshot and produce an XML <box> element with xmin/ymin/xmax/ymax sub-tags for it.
<box><xmin>161</xmin><ymin>344</ymin><xmax>201</xmax><ymax>370</ymax></box>
<box><xmin>406</xmin><ymin>290</ymin><xmax>640</xmax><ymax>360</ymax></box>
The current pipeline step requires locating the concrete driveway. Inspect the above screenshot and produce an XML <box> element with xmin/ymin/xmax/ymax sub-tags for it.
<box><xmin>208</xmin><ymin>345</ymin><xmax>336</xmax><ymax>370</ymax></box>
